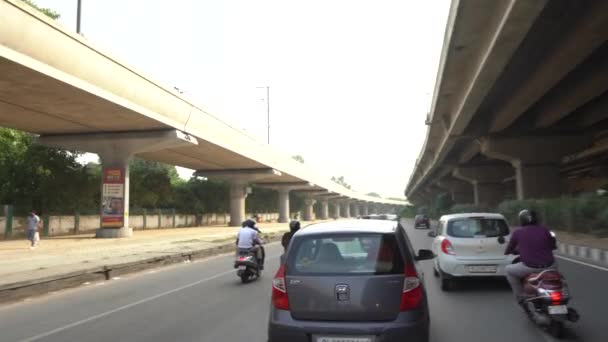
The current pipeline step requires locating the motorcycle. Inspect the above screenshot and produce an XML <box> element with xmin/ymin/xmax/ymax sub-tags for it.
<box><xmin>513</xmin><ymin>256</ymin><xmax>580</xmax><ymax>338</ymax></box>
<box><xmin>234</xmin><ymin>248</ymin><xmax>263</xmax><ymax>283</ymax></box>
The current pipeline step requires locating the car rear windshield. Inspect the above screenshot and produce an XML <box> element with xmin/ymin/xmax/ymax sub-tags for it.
<box><xmin>447</xmin><ymin>218</ymin><xmax>509</xmax><ymax>238</ymax></box>
<box><xmin>287</xmin><ymin>233</ymin><xmax>405</xmax><ymax>276</ymax></box>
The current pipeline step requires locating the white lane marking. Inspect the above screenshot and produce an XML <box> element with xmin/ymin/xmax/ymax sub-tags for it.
<box><xmin>20</xmin><ymin>255</ymin><xmax>278</xmax><ymax>342</ymax></box>
<box><xmin>112</xmin><ymin>277</ymin><xmax>121</xmax><ymax>280</ymax></box>
<box><xmin>556</xmin><ymin>255</ymin><xmax>608</xmax><ymax>272</ymax></box>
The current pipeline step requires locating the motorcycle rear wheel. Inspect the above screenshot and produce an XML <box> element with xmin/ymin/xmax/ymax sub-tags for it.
<box><xmin>548</xmin><ymin>321</ymin><xmax>564</xmax><ymax>338</ymax></box>
<box><xmin>240</xmin><ymin>271</ymin><xmax>250</xmax><ymax>283</ymax></box>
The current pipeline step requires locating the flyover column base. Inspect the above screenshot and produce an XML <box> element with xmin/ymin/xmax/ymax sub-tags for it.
<box><xmin>278</xmin><ymin>188</ymin><xmax>291</xmax><ymax>223</ymax></box>
<box><xmin>229</xmin><ymin>181</ymin><xmax>248</xmax><ymax>227</ymax></box>
<box><xmin>320</xmin><ymin>200</ymin><xmax>329</xmax><ymax>220</ymax></box>
<box><xmin>303</xmin><ymin>197</ymin><xmax>316</xmax><ymax>221</ymax></box>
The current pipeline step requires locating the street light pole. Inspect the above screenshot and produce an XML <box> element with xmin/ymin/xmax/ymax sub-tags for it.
<box><xmin>76</xmin><ymin>0</ymin><xmax>82</xmax><ymax>34</ymax></box>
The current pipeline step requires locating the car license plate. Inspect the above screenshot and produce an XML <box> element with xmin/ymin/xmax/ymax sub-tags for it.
<box><xmin>315</xmin><ymin>336</ymin><xmax>374</xmax><ymax>342</ymax></box>
<box><xmin>548</xmin><ymin>305</ymin><xmax>568</xmax><ymax>315</ymax></box>
<box><xmin>467</xmin><ymin>265</ymin><xmax>497</xmax><ymax>273</ymax></box>
<box><xmin>238</xmin><ymin>265</ymin><xmax>246</xmax><ymax>270</ymax></box>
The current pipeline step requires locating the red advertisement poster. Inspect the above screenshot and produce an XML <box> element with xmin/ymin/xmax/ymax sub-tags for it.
<box><xmin>101</xmin><ymin>168</ymin><xmax>125</xmax><ymax>228</ymax></box>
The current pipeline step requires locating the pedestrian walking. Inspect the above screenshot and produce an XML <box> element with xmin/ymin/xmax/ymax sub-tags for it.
<box><xmin>26</xmin><ymin>210</ymin><xmax>41</xmax><ymax>249</ymax></box>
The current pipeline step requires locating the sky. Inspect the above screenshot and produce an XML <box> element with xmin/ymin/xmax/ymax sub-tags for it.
<box><xmin>35</xmin><ymin>0</ymin><xmax>450</xmax><ymax>199</ymax></box>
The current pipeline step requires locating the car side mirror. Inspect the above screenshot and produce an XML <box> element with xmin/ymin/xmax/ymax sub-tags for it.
<box><xmin>497</xmin><ymin>236</ymin><xmax>506</xmax><ymax>244</ymax></box>
<box><xmin>427</xmin><ymin>231</ymin><xmax>436</xmax><ymax>238</ymax></box>
<box><xmin>416</xmin><ymin>249</ymin><xmax>435</xmax><ymax>261</ymax></box>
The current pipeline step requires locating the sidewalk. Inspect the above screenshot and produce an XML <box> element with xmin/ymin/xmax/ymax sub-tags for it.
<box><xmin>0</xmin><ymin>222</ymin><xmax>307</xmax><ymax>289</ymax></box>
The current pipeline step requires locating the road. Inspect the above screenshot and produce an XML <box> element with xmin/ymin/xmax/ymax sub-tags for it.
<box><xmin>0</xmin><ymin>220</ymin><xmax>606</xmax><ymax>342</ymax></box>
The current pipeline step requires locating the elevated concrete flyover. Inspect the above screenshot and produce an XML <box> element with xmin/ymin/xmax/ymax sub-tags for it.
<box><xmin>0</xmin><ymin>0</ymin><xmax>405</xmax><ymax>236</ymax></box>
<box><xmin>405</xmin><ymin>0</ymin><xmax>608</xmax><ymax>207</ymax></box>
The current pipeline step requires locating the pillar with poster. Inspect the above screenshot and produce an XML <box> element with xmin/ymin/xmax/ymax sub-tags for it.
<box><xmin>101</xmin><ymin>168</ymin><xmax>125</xmax><ymax>228</ymax></box>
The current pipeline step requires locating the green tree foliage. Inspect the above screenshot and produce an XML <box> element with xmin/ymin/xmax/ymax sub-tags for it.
<box><xmin>129</xmin><ymin>158</ymin><xmax>179</xmax><ymax>209</ymax></box>
<box><xmin>331</xmin><ymin>176</ymin><xmax>352</xmax><ymax>189</ymax></box>
<box><xmin>20</xmin><ymin>0</ymin><xmax>60</xmax><ymax>19</ymax></box>
<box><xmin>246</xmin><ymin>186</ymin><xmax>278</xmax><ymax>213</ymax></box>
<box><xmin>292</xmin><ymin>155</ymin><xmax>305</xmax><ymax>164</ymax></box>
<box><xmin>0</xmin><ymin>128</ymin><xmax>98</xmax><ymax>214</ymax></box>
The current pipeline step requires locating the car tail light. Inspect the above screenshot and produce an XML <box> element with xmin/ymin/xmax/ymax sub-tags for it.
<box><xmin>272</xmin><ymin>264</ymin><xmax>290</xmax><ymax>310</ymax></box>
<box><xmin>441</xmin><ymin>239</ymin><xmax>455</xmax><ymax>255</ymax></box>
<box><xmin>550</xmin><ymin>291</ymin><xmax>563</xmax><ymax>305</ymax></box>
<box><xmin>400</xmin><ymin>263</ymin><xmax>422</xmax><ymax>311</ymax></box>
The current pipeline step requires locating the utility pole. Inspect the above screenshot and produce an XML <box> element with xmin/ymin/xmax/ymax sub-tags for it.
<box><xmin>76</xmin><ymin>0</ymin><xmax>82</xmax><ymax>34</ymax></box>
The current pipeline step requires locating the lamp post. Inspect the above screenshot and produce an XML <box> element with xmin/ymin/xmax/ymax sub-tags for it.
<box><xmin>256</xmin><ymin>86</ymin><xmax>270</xmax><ymax>144</ymax></box>
<box><xmin>76</xmin><ymin>0</ymin><xmax>82</xmax><ymax>34</ymax></box>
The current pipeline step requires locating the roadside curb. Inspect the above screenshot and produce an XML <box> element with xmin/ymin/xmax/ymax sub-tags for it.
<box><xmin>556</xmin><ymin>241</ymin><xmax>608</xmax><ymax>268</ymax></box>
<box><xmin>0</xmin><ymin>232</ymin><xmax>284</xmax><ymax>305</ymax></box>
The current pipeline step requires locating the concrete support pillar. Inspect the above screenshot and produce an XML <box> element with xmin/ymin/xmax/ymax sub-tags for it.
<box><xmin>360</xmin><ymin>203</ymin><xmax>369</xmax><ymax>216</ymax></box>
<box><xmin>453</xmin><ymin>165</ymin><xmax>513</xmax><ymax>207</ymax></box>
<box><xmin>480</xmin><ymin>136</ymin><xmax>590</xmax><ymax>200</ymax></box>
<box><xmin>303</xmin><ymin>197</ymin><xmax>316</xmax><ymax>221</ymax></box>
<box><xmin>332</xmin><ymin>201</ymin><xmax>341</xmax><ymax>219</ymax></box>
<box><xmin>352</xmin><ymin>202</ymin><xmax>360</xmax><ymax>217</ymax></box>
<box><xmin>341</xmin><ymin>201</ymin><xmax>351</xmax><ymax>218</ymax></box>
<box><xmin>473</xmin><ymin>182</ymin><xmax>505</xmax><ymax>208</ymax></box>
<box><xmin>437</xmin><ymin>178</ymin><xmax>474</xmax><ymax>204</ymax></box>
<box><xmin>320</xmin><ymin>200</ymin><xmax>329</xmax><ymax>220</ymax></box>
<box><xmin>278</xmin><ymin>187</ymin><xmax>291</xmax><ymax>223</ymax></box>
<box><xmin>513</xmin><ymin>162</ymin><xmax>561</xmax><ymax>200</ymax></box>
<box><xmin>38</xmin><ymin>130</ymin><xmax>197</xmax><ymax>238</ymax></box>
<box><xmin>229</xmin><ymin>181</ymin><xmax>248</xmax><ymax>226</ymax></box>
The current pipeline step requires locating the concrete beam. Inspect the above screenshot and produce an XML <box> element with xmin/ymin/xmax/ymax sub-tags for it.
<box><xmin>489</xmin><ymin>0</ymin><xmax>608</xmax><ymax>132</ymax></box>
<box><xmin>195</xmin><ymin>168</ymin><xmax>281</xmax><ymax>181</ymax></box>
<box><xmin>453</xmin><ymin>165</ymin><xmax>514</xmax><ymax>184</ymax></box>
<box><xmin>480</xmin><ymin>136</ymin><xmax>591</xmax><ymax>199</ymax></box>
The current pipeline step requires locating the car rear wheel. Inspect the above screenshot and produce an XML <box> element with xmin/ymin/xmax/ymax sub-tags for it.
<box><xmin>433</xmin><ymin>265</ymin><xmax>439</xmax><ymax>277</ymax></box>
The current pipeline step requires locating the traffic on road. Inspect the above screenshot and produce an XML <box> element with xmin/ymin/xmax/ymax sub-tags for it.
<box><xmin>0</xmin><ymin>218</ymin><xmax>605</xmax><ymax>342</ymax></box>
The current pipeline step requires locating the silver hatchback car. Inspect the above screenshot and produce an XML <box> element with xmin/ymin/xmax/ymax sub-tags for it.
<box><xmin>268</xmin><ymin>220</ymin><xmax>434</xmax><ymax>342</ymax></box>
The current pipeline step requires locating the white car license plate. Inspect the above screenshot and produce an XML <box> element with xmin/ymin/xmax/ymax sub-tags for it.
<box><xmin>548</xmin><ymin>305</ymin><xmax>568</xmax><ymax>315</ymax></box>
<box><xmin>238</xmin><ymin>265</ymin><xmax>246</xmax><ymax>270</ymax></box>
<box><xmin>315</xmin><ymin>336</ymin><xmax>373</xmax><ymax>342</ymax></box>
<box><xmin>467</xmin><ymin>265</ymin><xmax>497</xmax><ymax>273</ymax></box>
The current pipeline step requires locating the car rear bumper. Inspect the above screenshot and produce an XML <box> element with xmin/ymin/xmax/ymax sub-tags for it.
<box><xmin>268</xmin><ymin>309</ymin><xmax>429</xmax><ymax>342</ymax></box>
<box><xmin>438</xmin><ymin>254</ymin><xmax>514</xmax><ymax>277</ymax></box>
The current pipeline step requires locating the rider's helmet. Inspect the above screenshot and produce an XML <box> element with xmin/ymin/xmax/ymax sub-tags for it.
<box><xmin>243</xmin><ymin>219</ymin><xmax>257</xmax><ymax>229</ymax></box>
<box><xmin>289</xmin><ymin>220</ymin><xmax>301</xmax><ymax>233</ymax></box>
<box><xmin>518</xmin><ymin>209</ymin><xmax>538</xmax><ymax>226</ymax></box>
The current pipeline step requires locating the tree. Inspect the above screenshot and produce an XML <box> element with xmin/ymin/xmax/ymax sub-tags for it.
<box><xmin>20</xmin><ymin>0</ymin><xmax>60</xmax><ymax>19</ymax></box>
<box><xmin>292</xmin><ymin>155</ymin><xmax>305</xmax><ymax>164</ymax></box>
<box><xmin>331</xmin><ymin>176</ymin><xmax>352</xmax><ymax>190</ymax></box>
<box><xmin>367</xmin><ymin>192</ymin><xmax>381</xmax><ymax>198</ymax></box>
<box><xmin>0</xmin><ymin>128</ymin><xmax>98</xmax><ymax>214</ymax></box>
<box><xmin>129</xmin><ymin>158</ymin><xmax>179</xmax><ymax>209</ymax></box>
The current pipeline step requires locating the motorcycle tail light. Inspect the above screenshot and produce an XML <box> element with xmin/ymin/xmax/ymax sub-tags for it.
<box><xmin>550</xmin><ymin>291</ymin><xmax>563</xmax><ymax>305</ymax></box>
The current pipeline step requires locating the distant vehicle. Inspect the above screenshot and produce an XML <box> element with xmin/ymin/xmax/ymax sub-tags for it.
<box><xmin>414</xmin><ymin>214</ymin><xmax>430</xmax><ymax>229</ymax></box>
<box><xmin>268</xmin><ymin>219</ymin><xmax>434</xmax><ymax>342</ymax></box>
<box><xmin>427</xmin><ymin>213</ymin><xmax>514</xmax><ymax>291</ymax></box>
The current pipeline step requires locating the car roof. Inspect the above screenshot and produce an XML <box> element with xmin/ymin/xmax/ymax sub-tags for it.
<box><xmin>439</xmin><ymin>212</ymin><xmax>506</xmax><ymax>220</ymax></box>
<box><xmin>298</xmin><ymin>219</ymin><xmax>398</xmax><ymax>236</ymax></box>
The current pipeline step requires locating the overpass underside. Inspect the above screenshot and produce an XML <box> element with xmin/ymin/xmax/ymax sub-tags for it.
<box><xmin>406</xmin><ymin>0</ymin><xmax>608</xmax><ymax>207</ymax></box>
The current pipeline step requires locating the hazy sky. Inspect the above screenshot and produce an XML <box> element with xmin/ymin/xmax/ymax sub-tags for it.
<box><xmin>35</xmin><ymin>0</ymin><xmax>450</xmax><ymax>198</ymax></box>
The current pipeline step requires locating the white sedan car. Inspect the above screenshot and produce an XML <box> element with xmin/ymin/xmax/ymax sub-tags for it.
<box><xmin>428</xmin><ymin>213</ymin><xmax>515</xmax><ymax>291</ymax></box>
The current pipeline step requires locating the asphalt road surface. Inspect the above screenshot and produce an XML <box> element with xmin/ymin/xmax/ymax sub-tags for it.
<box><xmin>0</xmin><ymin>220</ymin><xmax>606</xmax><ymax>342</ymax></box>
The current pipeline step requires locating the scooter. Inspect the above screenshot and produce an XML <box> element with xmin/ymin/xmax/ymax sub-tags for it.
<box><xmin>234</xmin><ymin>248</ymin><xmax>263</xmax><ymax>283</ymax></box>
<box><xmin>514</xmin><ymin>257</ymin><xmax>580</xmax><ymax>338</ymax></box>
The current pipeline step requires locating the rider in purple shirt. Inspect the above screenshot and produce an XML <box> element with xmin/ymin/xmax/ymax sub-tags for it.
<box><xmin>504</xmin><ymin>209</ymin><xmax>557</xmax><ymax>301</ymax></box>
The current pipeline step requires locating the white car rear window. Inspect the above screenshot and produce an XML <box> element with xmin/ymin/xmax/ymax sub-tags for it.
<box><xmin>447</xmin><ymin>218</ymin><xmax>509</xmax><ymax>238</ymax></box>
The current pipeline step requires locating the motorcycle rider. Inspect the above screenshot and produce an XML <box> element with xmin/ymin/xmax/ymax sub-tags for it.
<box><xmin>236</xmin><ymin>219</ymin><xmax>265</xmax><ymax>269</ymax></box>
<box><xmin>504</xmin><ymin>209</ymin><xmax>557</xmax><ymax>302</ymax></box>
<box><xmin>281</xmin><ymin>220</ymin><xmax>301</xmax><ymax>252</ymax></box>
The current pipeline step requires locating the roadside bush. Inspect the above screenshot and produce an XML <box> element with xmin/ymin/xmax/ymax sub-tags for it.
<box><xmin>495</xmin><ymin>194</ymin><xmax>608</xmax><ymax>235</ymax></box>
